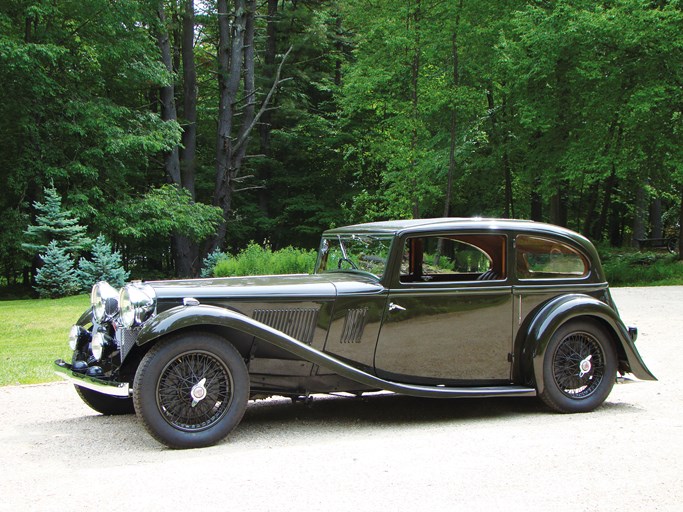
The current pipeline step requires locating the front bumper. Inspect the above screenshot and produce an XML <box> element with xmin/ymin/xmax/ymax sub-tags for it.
<box><xmin>54</xmin><ymin>359</ymin><xmax>131</xmax><ymax>397</ymax></box>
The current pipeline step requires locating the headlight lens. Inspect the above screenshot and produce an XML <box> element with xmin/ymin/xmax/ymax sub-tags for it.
<box><xmin>91</xmin><ymin>331</ymin><xmax>114</xmax><ymax>361</ymax></box>
<box><xmin>119</xmin><ymin>283</ymin><xmax>156</xmax><ymax>328</ymax></box>
<box><xmin>91</xmin><ymin>331</ymin><xmax>106</xmax><ymax>360</ymax></box>
<box><xmin>91</xmin><ymin>282</ymin><xmax>120</xmax><ymax>323</ymax></box>
<box><xmin>69</xmin><ymin>325</ymin><xmax>90</xmax><ymax>351</ymax></box>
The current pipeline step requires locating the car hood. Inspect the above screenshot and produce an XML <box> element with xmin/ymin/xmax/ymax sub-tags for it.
<box><xmin>147</xmin><ymin>272</ymin><xmax>384</xmax><ymax>301</ymax></box>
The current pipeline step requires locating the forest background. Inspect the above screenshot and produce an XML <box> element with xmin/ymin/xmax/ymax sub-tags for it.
<box><xmin>1</xmin><ymin>0</ymin><xmax>682</xmax><ymax>293</ymax></box>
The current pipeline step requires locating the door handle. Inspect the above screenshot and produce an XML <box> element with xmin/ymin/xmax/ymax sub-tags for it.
<box><xmin>389</xmin><ymin>302</ymin><xmax>406</xmax><ymax>312</ymax></box>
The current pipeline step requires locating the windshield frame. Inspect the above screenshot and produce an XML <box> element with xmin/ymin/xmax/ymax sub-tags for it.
<box><xmin>314</xmin><ymin>233</ymin><xmax>395</xmax><ymax>280</ymax></box>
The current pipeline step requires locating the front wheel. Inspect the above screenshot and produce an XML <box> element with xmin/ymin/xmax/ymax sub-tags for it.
<box><xmin>537</xmin><ymin>320</ymin><xmax>617</xmax><ymax>413</ymax></box>
<box><xmin>133</xmin><ymin>333</ymin><xmax>249</xmax><ymax>449</ymax></box>
<box><xmin>75</xmin><ymin>385</ymin><xmax>136</xmax><ymax>415</ymax></box>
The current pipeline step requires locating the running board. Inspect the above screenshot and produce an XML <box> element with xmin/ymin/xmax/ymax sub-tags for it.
<box><xmin>368</xmin><ymin>381</ymin><xmax>536</xmax><ymax>399</ymax></box>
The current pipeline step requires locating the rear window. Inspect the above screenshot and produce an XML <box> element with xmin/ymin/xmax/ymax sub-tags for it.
<box><xmin>516</xmin><ymin>235</ymin><xmax>589</xmax><ymax>279</ymax></box>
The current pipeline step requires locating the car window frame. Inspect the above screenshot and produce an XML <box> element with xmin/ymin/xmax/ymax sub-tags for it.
<box><xmin>514</xmin><ymin>234</ymin><xmax>592</xmax><ymax>283</ymax></box>
<box><xmin>389</xmin><ymin>231</ymin><xmax>509</xmax><ymax>288</ymax></box>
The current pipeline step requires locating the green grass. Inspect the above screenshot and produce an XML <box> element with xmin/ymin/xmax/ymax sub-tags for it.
<box><xmin>0</xmin><ymin>294</ymin><xmax>90</xmax><ymax>386</ymax></box>
<box><xmin>601</xmin><ymin>251</ymin><xmax>683</xmax><ymax>287</ymax></box>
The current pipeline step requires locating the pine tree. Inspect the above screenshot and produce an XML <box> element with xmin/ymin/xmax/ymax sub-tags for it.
<box><xmin>34</xmin><ymin>241</ymin><xmax>78</xmax><ymax>298</ymax></box>
<box><xmin>22</xmin><ymin>186</ymin><xmax>91</xmax><ymax>255</ymax></box>
<box><xmin>76</xmin><ymin>235</ymin><xmax>130</xmax><ymax>290</ymax></box>
<box><xmin>200</xmin><ymin>248</ymin><xmax>230</xmax><ymax>278</ymax></box>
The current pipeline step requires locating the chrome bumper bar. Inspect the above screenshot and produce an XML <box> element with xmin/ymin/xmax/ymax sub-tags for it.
<box><xmin>54</xmin><ymin>359</ymin><xmax>131</xmax><ymax>397</ymax></box>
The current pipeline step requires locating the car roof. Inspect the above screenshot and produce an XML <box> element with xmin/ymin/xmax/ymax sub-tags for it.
<box><xmin>324</xmin><ymin>217</ymin><xmax>562</xmax><ymax>235</ymax></box>
<box><xmin>323</xmin><ymin>217</ymin><xmax>595</xmax><ymax>248</ymax></box>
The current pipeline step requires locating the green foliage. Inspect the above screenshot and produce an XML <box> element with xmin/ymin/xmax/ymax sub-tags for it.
<box><xmin>34</xmin><ymin>241</ymin><xmax>78</xmax><ymax>298</ymax></box>
<box><xmin>1</xmin><ymin>0</ymin><xmax>683</xmax><ymax>283</ymax></box>
<box><xmin>201</xmin><ymin>249</ymin><xmax>230</xmax><ymax>278</ymax></box>
<box><xmin>22</xmin><ymin>186</ymin><xmax>90</xmax><ymax>255</ymax></box>
<box><xmin>76</xmin><ymin>235</ymin><xmax>129</xmax><ymax>290</ymax></box>
<box><xmin>602</xmin><ymin>251</ymin><xmax>683</xmax><ymax>287</ymax></box>
<box><xmin>213</xmin><ymin>243</ymin><xmax>317</xmax><ymax>277</ymax></box>
<box><xmin>115</xmin><ymin>185</ymin><xmax>224</xmax><ymax>242</ymax></box>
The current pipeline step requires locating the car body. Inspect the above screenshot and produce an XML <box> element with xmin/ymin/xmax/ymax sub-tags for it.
<box><xmin>55</xmin><ymin>218</ymin><xmax>656</xmax><ymax>448</ymax></box>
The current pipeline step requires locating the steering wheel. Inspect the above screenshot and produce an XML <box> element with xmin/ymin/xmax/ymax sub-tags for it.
<box><xmin>337</xmin><ymin>257</ymin><xmax>358</xmax><ymax>270</ymax></box>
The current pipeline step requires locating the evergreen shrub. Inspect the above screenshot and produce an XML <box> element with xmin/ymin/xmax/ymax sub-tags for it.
<box><xmin>76</xmin><ymin>235</ymin><xmax>129</xmax><ymax>291</ymax></box>
<box><xmin>213</xmin><ymin>244</ymin><xmax>317</xmax><ymax>277</ymax></box>
<box><xmin>34</xmin><ymin>241</ymin><xmax>79</xmax><ymax>298</ymax></box>
<box><xmin>201</xmin><ymin>249</ymin><xmax>230</xmax><ymax>278</ymax></box>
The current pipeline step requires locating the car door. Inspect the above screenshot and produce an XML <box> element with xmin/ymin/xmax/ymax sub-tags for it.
<box><xmin>374</xmin><ymin>233</ymin><xmax>514</xmax><ymax>384</ymax></box>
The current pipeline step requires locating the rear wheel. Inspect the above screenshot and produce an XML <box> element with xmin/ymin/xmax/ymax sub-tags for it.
<box><xmin>74</xmin><ymin>385</ymin><xmax>135</xmax><ymax>415</ymax></box>
<box><xmin>133</xmin><ymin>333</ymin><xmax>249</xmax><ymax>449</ymax></box>
<box><xmin>538</xmin><ymin>320</ymin><xmax>617</xmax><ymax>413</ymax></box>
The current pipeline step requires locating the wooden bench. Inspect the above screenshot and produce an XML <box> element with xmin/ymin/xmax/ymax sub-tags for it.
<box><xmin>634</xmin><ymin>237</ymin><xmax>678</xmax><ymax>254</ymax></box>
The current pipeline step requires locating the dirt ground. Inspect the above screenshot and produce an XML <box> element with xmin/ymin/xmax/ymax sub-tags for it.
<box><xmin>1</xmin><ymin>287</ymin><xmax>681</xmax><ymax>512</ymax></box>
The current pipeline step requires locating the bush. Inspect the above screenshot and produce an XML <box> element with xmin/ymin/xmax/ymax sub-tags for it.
<box><xmin>602</xmin><ymin>250</ymin><xmax>683</xmax><ymax>286</ymax></box>
<box><xmin>213</xmin><ymin>244</ymin><xmax>317</xmax><ymax>277</ymax></box>
<box><xmin>34</xmin><ymin>241</ymin><xmax>79</xmax><ymax>298</ymax></box>
<box><xmin>76</xmin><ymin>235</ymin><xmax>129</xmax><ymax>291</ymax></box>
<box><xmin>200</xmin><ymin>249</ymin><xmax>230</xmax><ymax>278</ymax></box>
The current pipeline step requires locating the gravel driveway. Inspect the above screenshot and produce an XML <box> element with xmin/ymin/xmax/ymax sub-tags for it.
<box><xmin>1</xmin><ymin>286</ymin><xmax>681</xmax><ymax>512</ymax></box>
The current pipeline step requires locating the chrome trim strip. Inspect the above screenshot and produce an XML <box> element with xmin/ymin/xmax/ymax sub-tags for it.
<box><xmin>54</xmin><ymin>360</ymin><xmax>131</xmax><ymax>397</ymax></box>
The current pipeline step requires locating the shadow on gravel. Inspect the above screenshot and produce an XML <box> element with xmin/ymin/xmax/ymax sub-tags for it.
<box><xmin>41</xmin><ymin>392</ymin><xmax>641</xmax><ymax>453</ymax></box>
<box><xmin>242</xmin><ymin>392</ymin><xmax>548</xmax><ymax>428</ymax></box>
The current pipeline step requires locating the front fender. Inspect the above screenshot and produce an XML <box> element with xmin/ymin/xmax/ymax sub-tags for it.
<box><xmin>521</xmin><ymin>294</ymin><xmax>656</xmax><ymax>394</ymax></box>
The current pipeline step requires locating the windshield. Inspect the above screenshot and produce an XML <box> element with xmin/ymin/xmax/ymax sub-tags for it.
<box><xmin>315</xmin><ymin>234</ymin><xmax>393</xmax><ymax>279</ymax></box>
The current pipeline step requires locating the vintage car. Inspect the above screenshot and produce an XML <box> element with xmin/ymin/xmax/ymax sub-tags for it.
<box><xmin>55</xmin><ymin>218</ymin><xmax>656</xmax><ymax>448</ymax></box>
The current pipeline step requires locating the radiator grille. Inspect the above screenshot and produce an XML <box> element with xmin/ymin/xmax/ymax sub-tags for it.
<box><xmin>340</xmin><ymin>308</ymin><xmax>368</xmax><ymax>344</ymax></box>
<box><xmin>115</xmin><ymin>328</ymin><xmax>138</xmax><ymax>362</ymax></box>
<box><xmin>253</xmin><ymin>308</ymin><xmax>320</xmax><ymax>344</ymax></box>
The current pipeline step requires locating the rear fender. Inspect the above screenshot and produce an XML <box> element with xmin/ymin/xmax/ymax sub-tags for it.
<box><xmin>520</xmin><ymin>294</ymin><xmax>656</xmax><ymax>394</ymax></box>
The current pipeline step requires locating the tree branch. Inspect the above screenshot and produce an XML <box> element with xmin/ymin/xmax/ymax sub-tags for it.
<box><xmin>233</xmin><ymin>46</ymin><xmax>293</xmax><ymax>154</ymax></box>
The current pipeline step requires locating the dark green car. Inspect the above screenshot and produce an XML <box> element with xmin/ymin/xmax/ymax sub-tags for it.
<box><xmin>55</xmin><ymin>218</ymin><xmax>656</xmax><ymax>448</ymax></box>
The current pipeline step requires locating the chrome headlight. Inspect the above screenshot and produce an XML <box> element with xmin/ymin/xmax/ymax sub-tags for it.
<box><xmin>91</xmin><ymin>331</ymin><xmax>114</xmax><ymax>361</ymax></box>
<box><xmin>119</xmin><ymin>283</ymin><xmax>156</xmax><ymax>328</ymax></box>
<box><xmin>69</xmin><ymin>325</ymin><xmax>90</xmax><ymax>351</ymax></box>
<box><xmin>91</xmin><ymin>282</ymin><xmax>120</xmax><ymax>323</ymax></box>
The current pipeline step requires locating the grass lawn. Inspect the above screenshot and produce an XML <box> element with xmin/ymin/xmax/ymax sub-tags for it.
<box><xmin>0</xmin><ymin>294</ymin><xmax>90</xmax><ymax>386</ymax></box>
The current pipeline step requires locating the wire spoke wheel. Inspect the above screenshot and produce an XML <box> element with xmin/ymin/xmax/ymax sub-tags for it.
<box><xmin>538</xmin><ymin>320</ymin><xmax>617</xmax><ymax>413</ymax></box>
<box><xmin>552</xmin><ymin>331</ymin><xmax>605</xmax><ymax>399</ymax></box>
<box><xmin>157</xmin><ymin>351</ymin><xmax>233</xmax><ymax>432</ymax></box>
<box><xmin>134</xmin><ymin>333</ymin><xmax>249</xmax><ymax>448</ymax></box>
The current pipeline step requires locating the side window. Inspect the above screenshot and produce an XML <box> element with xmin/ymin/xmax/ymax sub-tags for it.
<box><xmin>516</xmin><ymin>235</ymin><xmax>589</xmax><ymax>279</ymax></box>
<box><xmin>400</xmin><ymin>234</ymin><xmax>506</xmax><ymax>283</ymax></box>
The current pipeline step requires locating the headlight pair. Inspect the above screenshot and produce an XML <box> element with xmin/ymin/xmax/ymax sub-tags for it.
<box><xmin>91</xmin><ymin>281</ymin><xmax>156</xmax><ymax>328</ymax></box>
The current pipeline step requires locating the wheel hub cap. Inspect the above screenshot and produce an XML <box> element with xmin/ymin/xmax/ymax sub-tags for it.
<box><xmin>579</xmin><ymin>355</ymin><xmax>592</xmax><ymax>378</ymax></box>
<box><xmin>190</xmin><ymin>378</ymin><xmax>207</xmax><ymax>407</ymax></box>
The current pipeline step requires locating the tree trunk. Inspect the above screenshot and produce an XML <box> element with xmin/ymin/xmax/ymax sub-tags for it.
<box><xmin>212</xmin><ymin>1</ymin><xmax>286</xmax><ymax>251</ymax></box>
<box><xmin>181</xmin><ymin>0</ymin><xmax>197</xmax><ymax>199</ymax></box>
<box><xmin>409</xmin><ymin>0</ymin><xmax>421</xmax><ymax>218</ymax></box>
<box><xmin>213</xmin><ymin>0</ymin><xmax>247</xmax><ymax>250</ymax></box>
<box><xmin>258</xmin><ymin>0</ymin><xmax>279</xmax><ymax>218</ymax></box>
<box><xmin>156</xmin><ymin>5</ymin><xmax>181</xmax><ymax>186</ymax></box>
<box><xmin>595</xmin><ymin>165</ymin><xmax>617</xmax><ymax>241</ymax></box>
<box><xmin>649</xmin><ymin>196</ymin><xmax>662</xmax><ymax>239</ymax></box>
<box><xmin>632</xmin><ymin>185</ymin><xmax>648</xmax><ymax>248</ymax></box>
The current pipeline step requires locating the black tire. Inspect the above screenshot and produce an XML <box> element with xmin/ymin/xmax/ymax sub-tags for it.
<box><xmin>133</xmin><ymin>333</ymin><xmax>249</xmax><ymax>449</ymax></box>
<box><xmin>537</xmin><ymin>320</ymin><xmax>617</xmax><ymax>413</ymax></box>
<box><xmin>74</xmin><ymin>385</ymin><xmax>136</xmax><ymax>415</ymax></box>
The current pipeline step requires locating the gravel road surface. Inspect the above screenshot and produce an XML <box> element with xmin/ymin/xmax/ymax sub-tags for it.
<box><xmin>1</xmin><ymin>287</ymin><xmax>681</xmax><ymax>512</ymax></box>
